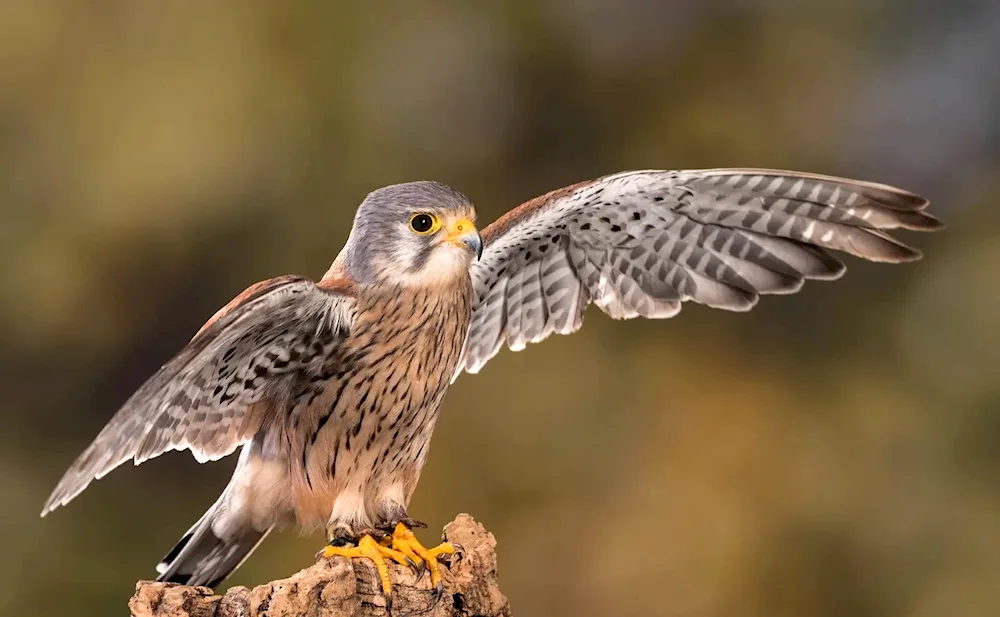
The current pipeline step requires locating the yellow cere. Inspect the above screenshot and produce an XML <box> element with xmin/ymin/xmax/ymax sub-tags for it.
<box><xmin>446</xmin><ymin>217</ymin><xmax>477</xmax><ymax>239</ymax></box>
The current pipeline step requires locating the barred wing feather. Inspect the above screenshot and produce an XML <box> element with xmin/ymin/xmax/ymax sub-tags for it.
<box><xmin>456</xmin><ymin>169</ymin><xmax>940</xmax><ymax>377</ymax></box>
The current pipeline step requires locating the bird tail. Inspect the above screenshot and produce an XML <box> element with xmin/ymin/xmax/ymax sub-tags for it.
<box><xmin>155</xmin><ymin>488</ymin><xmax>271</xmax><ymax>589</ymax></box>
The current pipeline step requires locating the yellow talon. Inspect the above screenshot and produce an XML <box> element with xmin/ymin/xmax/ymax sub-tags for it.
<box><xmin>320</xmin><ymin>534</ymin><xmax>410</xmax><ymax>600</ymax></box>
<box><xmin>427</xmin><ymin>542</ymin><xmax>458</xmax><ymax>559</ymax></box>
<box><xmin>319</xmin><ymin>525</ymin><xmax>457</xmax><ymax>601</ymax></box>
<box><xmin>392</xmin><ymin>535</ymin><xmax>424</xmax><ymax>570</ymax></box>
<box><xmin>388</xmin><ymin>522</ymin><xmax>456</xmax><ymax>591</ymax></box>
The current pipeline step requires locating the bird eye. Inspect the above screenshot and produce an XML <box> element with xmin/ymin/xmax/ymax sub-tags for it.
<box><xmin>409</xmin><ymin>213</ymin><xmax>438</xmax><ymax>235</ymax></box>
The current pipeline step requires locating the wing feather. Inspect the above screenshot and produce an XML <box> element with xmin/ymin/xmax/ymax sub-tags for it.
<box><xmin>41</xmin><ymin>276</ymin><xmax>356</xmax><ymax>515</ymax></box>
<box><xmin>456</xmin><ymin>168</ymin><xmax>940</xmax><ymax>377</ymax></box>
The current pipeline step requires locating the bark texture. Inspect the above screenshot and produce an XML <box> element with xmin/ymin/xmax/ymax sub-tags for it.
<box><xmin>129</xmin><ymin>514</ymin><xmax>509</xmax><ymax>617</ymax></box>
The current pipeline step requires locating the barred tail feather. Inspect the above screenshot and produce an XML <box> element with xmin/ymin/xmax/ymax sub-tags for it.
<box><xmin>155</xmin><ymin>490</ymin><xmax>270</xmax><ymax>589</ymax></box>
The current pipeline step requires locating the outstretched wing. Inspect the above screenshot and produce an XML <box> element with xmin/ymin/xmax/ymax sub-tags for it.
<box><xmin>42</xmin><ymin>275</ymin><xmax>356</xmax><ymax>515</ymax></box>
<box><xmin>456</xmin><ymin>168</ymin><xmax>941</xmax><ymax>376</ymax></box>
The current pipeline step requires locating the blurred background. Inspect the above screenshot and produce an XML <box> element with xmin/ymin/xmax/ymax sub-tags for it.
<box><xmin>1</xmin><ymin>1</ymin><xmax>998</xmax><ymax>616</ymax></box>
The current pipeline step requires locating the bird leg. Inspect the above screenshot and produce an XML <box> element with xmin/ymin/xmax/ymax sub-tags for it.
<box><xmin>390</xmin><ymin>516</ymin><xmax>428</xmax><ymax>530</ymax></box>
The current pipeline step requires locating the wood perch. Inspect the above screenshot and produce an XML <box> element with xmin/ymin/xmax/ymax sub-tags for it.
<box><xmin>129</xmin><ymin>514</ymin><xmax>510</xmax><ymax>617</ymax></box>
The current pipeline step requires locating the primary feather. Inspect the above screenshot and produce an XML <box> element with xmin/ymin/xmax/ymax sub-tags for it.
<box><xmin>456</xmin><ymin>168</ymin><xmax>940</xmax><ymax>376</ymax></box>
<box><xmin>41</xmin><ymin>277</ymin><xmax>355</xmax><ymax>515</ymax></box>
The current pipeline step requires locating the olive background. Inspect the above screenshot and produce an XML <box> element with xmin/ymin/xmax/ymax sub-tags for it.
<box><xmin>2</xmin><ymin>2</ymin><xmax>999</xmax><ymax>616</ymax></box>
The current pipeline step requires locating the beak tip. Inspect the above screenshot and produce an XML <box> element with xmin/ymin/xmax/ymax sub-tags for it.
<box><xmin>472</xmin><ymin>235</ymin><xmax>484</xmax><ymax>261</ymax></box>
<box><xmin>452</xmin><ymin>221</ymin><xmax>483</xmax><ymax>261</ymax></box>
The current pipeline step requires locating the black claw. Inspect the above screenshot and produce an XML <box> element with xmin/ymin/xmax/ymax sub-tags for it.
<box><xmin>435</xmin><ymin>580</ymin><xmax>444</xmax><ymax>597</ymax></box>
<box><xmin>401</xmin><ymin>517</ymin><xmax>428</xmax><ymax>529</ymax></box>
<box><xmin>375</xmin><ymin>521</ymin><xmax>399</xmax><ymax>535</ymax></box>
<box><xmin>414</xmin><ymin>560</ymin><xmax>427</xmax><ymax>580</ymax></box>
<box><xmin>317</xmin><ymin>537</ymin><xmax>343</xmax><ymax>560</ymax></box>
<box><xmin>353</xmin><ymin>527</ymin><xmax>384</xmax><ymax>541</ymax></box>
<box><xmin>316</xmin><ymin>544</ymin><xmax>343</xmax><ymax>561</ymax></box>
<box><xmin>385</xmin><ymin>592</ymin><xmax>393</xmax><ymax>612</ymax></box>
<box><xmin>436</xmin><ymin>542</ymin><xmax>464</xmax><ymax>567</ymax></box>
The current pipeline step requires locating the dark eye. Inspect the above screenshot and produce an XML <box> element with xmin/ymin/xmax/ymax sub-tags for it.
<box><xmin>409</xmin><ymin>213</ymin><xmax>438</xmax><ymax>234</ymax></box>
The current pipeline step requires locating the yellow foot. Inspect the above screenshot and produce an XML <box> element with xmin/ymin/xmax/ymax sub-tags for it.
<box><xmin>384</xmin><ymin>522</ymin><xmax>459</xmax><ymax>593</ymax></box>
<box><xmin>320</xmin><ymin>535</ymin><xmax>412</xmax><ymax>604</ymax></box>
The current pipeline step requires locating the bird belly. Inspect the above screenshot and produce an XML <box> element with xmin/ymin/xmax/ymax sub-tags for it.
<box><xmin>290</xmin><ymin>395</ymin><xmax>443</xmax><ymax>532</ymax></box>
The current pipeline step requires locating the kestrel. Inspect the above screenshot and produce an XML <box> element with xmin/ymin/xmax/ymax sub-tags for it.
<box><xmin>41</xmin><ymin>169</ymin><xmax>940</xmax><ymax>601</ymax></box>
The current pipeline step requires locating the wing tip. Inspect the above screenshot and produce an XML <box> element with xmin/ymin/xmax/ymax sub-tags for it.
<box><xmin>863</xmin><ymin>233</ymin><xmax>923</xmax><ymax>263</ymax></box>
<box><xmin>39</xmin><ymin>489</ymin><xmax>73</xmax><ymax>517</ymax></box>
<box><xmin>913</xmin><ymin>213</ymin><xmax>945</xmax><ymax>231</ymax></box>
<box><xmin>702</xmin><ymin>291</ymin><xmax>759</xmax><ymax>313</ymax></box>
<box><xmin>874</xmin><ymin>186</ymin><xmax>930</xmax><ymax>212</ymax></box>
<box><xmin>882</xmin><ymin>245</ymin><xmax>923</xmax><ymax>263</ymax></box>
<box><xmin>884</xmin><ymin>210</ymin><xmax>944</xmax><ymax>232</ymax></box>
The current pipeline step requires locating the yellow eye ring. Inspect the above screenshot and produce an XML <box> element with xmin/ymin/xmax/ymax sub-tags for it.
<box><xmin>408</xmin><ymin>212</ymin><xmax>441</xmax><ymax>235</ymax></box>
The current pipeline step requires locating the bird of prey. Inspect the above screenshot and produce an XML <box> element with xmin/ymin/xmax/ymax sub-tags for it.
<box><xmin>41</xmin><ymin>169</ymin><xmax>940</xmax><ymax>602</ymax></box>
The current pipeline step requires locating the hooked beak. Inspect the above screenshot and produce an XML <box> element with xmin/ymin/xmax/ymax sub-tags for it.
<box><xmin>446</xmin><ymin>218</ymin><xmax>483</xmax><ymax>261</ymax></box>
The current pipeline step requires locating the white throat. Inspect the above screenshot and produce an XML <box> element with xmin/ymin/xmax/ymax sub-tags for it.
<box><xmin>377</xmin><ymin>245</ymin><xmax>473</xmax><ymax>288</ymax></box>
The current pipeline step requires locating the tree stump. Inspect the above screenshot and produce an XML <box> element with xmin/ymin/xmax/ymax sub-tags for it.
<box><xmin>129</xmin><ymin>514</ymin><xmax>510</xmax><ymax>617</ymax></box>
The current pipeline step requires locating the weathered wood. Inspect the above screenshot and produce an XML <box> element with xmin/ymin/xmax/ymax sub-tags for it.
<box><xmin>129</xmin><ymin>514</ymin><xmax>509</xmax><ymax>617</ymax></box>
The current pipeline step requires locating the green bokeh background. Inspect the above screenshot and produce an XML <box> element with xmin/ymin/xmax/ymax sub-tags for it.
<box><xmin>2</xmin><ymin>2</ymin><xmax>999</xmax><ymax>616</ymax></box>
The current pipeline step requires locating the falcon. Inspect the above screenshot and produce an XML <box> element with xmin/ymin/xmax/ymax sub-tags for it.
<box><xmin>41</xmin><ymin>169</ymin><xmax>940</xmax><ymax>601</ymax></box>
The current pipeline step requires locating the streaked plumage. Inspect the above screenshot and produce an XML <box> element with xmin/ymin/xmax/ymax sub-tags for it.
<box><xmin>457</xmin><ymin>169</ymin><xmax>938</xmax><ymax>374</ymax></box>
<box><xmin>41</xmin><ymin>169</ymin><xmax>940</xmax><ymax>590</ymax></box>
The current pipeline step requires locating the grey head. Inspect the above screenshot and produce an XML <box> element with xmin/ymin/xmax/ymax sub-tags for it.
<box><xmin>331</xmin><ymin>181</ymin><xmax>483</xmax><ymax>287</ymax></box>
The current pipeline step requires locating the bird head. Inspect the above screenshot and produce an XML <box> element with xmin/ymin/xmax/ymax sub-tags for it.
<box><xmin>332</xmin><ymin>181</ymin><xmax>482</xmax><ymax>287</ymax></box>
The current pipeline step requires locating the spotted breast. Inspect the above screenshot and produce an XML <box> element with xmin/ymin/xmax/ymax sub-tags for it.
<box><xmin>276</xmin><ymin>279</ymin><xmax>474</xmax><ymax>532</ymax></box>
